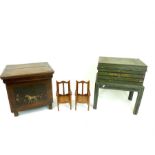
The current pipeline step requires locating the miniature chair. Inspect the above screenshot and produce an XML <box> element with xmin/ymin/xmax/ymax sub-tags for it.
<box><xmin>56</xmin><ymin>81</ymin><xmax>72</xmax><ymax>111</ymax></box>
<box><xmin>75</xmin><ymin>80</ymin><xmax>90</xmax><ymax>111</ymax></box>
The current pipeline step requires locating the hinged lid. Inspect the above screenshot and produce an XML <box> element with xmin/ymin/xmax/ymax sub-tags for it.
<box><xmin>0</xmin><ymin>62</ymin><xmax>54</xmax><ymax>80</ymax></box>
<box><xmin>98</xmin><ymin>57</ymin><xmax>147</xmax><ymax>72</ymax></box>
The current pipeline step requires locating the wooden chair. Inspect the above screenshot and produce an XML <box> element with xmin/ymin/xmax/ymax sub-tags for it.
<box><xmin>75</xmin><ymin>80</ymin><xmax>90</xmax><ymax>111</ymax></box>
<box><xmin>56</xmin><ymin>81</ymin><xmax>72</xmax><ymax>111</ymax></box>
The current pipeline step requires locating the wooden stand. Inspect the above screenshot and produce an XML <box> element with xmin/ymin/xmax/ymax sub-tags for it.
<box><xmin>93</xmin><ymin>57</ymin><xmax>147</xmax><ymax>114</ymax></box>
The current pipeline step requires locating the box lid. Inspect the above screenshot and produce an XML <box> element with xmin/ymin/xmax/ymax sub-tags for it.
<box><xmin>0</xmin><ymin>62</ymin><xmax>54</xmax><ymax>80</ymax></box>
<box><xmin>98</xmin><ymin>57</ymin><xmax>147</xmax><ymax>72</ymax></box>
<box><xmin>98</xmin><ymin>57</ymin><xmax>147</xmax><ymax>66</ymax></box>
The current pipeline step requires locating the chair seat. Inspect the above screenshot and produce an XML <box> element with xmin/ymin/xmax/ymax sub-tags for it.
<box><xmin>58</xmin><ymin>95</ymin><xmax>71</xmax><ymax>103</ymax></box>
<box><xmin>76</xmin><ymin>95</ymin><xmax>89</xmax><ymax>103</ymax></box>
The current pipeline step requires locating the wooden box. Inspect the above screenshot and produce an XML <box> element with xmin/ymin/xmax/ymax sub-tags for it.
<box><xmin>1</xmin><ymin>62</ymin><xmax>54</xmax><ymax>116</ymax></box>
<box><xmin>93</xmin><ymin>57</ymin><xmax>147</xmax><ymax>114</ymax></box>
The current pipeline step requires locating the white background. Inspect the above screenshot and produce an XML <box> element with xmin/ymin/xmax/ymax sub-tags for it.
<box><xmin>0</xmin><ymin>0</ymin><xmax>155</xmax><ymax>155</ymax></box>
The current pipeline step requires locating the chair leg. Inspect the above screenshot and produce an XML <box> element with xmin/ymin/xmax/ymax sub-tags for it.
<box><xmin>70</xmin><ymin>102</ymin><xmax>72</xmax><ymax>110</ymax></box>
<box><xmin>75</xmin><ymin>96</ymin><xmax>77</xmax><ymax>110</ymax></box>
<box><xmin>57</xmin><ymin>103</ymin><xmax>59</xmax><ymax>111</ymax></box>
<box><xmin>88</xmin><ymin>103</ymin><xmax>90</xmax><ymax>111</ymax></box>
<box><xmin>75</xmin><ymin>102</ymin><xmax>77</xmax><ymax>111</ymax></box>
<box><xmin>88</xmin><ymin>98</ymin><xmax>90</xmax><ymax>111</ymax></box>
<box><xmin>70</xmin><ymin>96</ymin><xmax>72</xmax><ymax>110</ymax></box>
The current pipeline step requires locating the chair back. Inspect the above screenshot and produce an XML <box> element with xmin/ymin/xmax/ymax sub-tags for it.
<box><xmin>56</xmin><ymin>81</ymin><xmax>71</xmax><ymax>95</ymax></box>
<box><xmin>76</xmin><ymin>80</ymin><xmax>90</xmax><ymax>95</ymax></box>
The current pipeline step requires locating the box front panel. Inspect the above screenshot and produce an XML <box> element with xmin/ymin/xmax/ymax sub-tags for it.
<box><xmin>14</xmin><ymin>84</ymin><xmax>47</xmax><ymax>105</ymax></box>
<box><xmin>7</xmin><ymin>79</ymin><xmax>52</xmax><ymax>111</ymax></box>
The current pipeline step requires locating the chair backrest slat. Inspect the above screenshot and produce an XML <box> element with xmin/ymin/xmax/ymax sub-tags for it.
<box><xmin>63</xmin><ymin>82</ymin><xmax>65</xmax><ymax>95</ymax></box>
